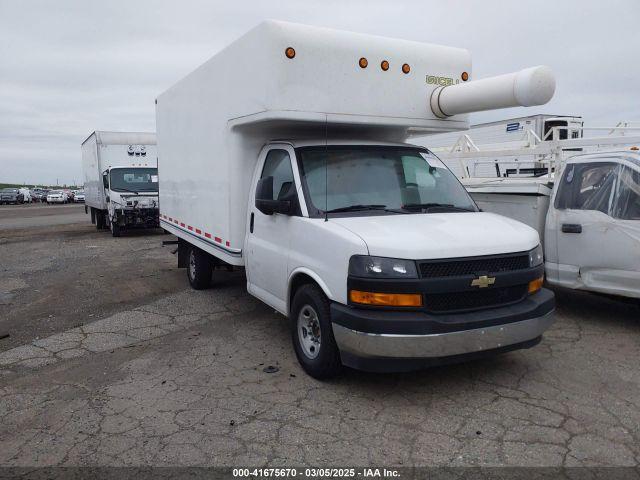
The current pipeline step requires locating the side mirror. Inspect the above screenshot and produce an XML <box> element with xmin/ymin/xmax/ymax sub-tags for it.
<box><xmin>102</xmin><ymin>173</ymin><xmax>109</xmax><ymax>189</ymax></box>
<box><xmin>255</xmin><ymin>176</ymin><xmax>292</xmax><ymax>215</ymax></box>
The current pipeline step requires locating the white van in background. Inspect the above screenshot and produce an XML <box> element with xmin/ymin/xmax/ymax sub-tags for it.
<box><xmin>17</xmin><ymin>188</ymin><xmax>32</xmax><ymax>203</ymax></box>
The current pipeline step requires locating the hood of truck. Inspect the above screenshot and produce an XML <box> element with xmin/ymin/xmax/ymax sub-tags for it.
<box><xmin>330</xmin><ymin>212</ymin><xmax>539</xmax><ymax>259</ymax></box>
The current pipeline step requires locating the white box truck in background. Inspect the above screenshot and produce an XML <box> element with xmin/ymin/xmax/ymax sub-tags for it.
<box><xmin>157</xmin><ymin>21</ymin><xmax>557</xmax><ymax>378</ymax></box>
<box><xmin>81</xmin><ymin>131</ymin><xmax>159</xmax><ymax>237</ymax></box>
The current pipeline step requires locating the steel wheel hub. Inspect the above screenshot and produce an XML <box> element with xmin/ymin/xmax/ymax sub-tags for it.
<box><xmin>297</xmin><ymin>304</ymin><xmax>321</xmax><ymax>359</ymax></box>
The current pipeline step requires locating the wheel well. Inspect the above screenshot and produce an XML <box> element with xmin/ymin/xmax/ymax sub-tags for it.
<box><xmin>288</xmin><ymin>273</ymin><xmax>320</xmax><ymax>313</ymax></box>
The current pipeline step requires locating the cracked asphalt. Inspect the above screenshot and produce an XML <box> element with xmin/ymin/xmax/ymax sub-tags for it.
<box><xmin>1</xmin><ymin>205</ymin><xmax>640</xmax><ymax>468</ymax></box>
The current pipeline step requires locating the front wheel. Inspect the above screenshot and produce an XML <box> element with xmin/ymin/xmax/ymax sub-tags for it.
<box><xmin>111</xmin><ymin>221</ymin><xmax>121</xmax><ymax>237</ymax></box>
<box><xmin>187</xmin><ymin>246</ymin><xmax>213</xmax><ymax>290</ymax></box>
<box><xmin>291</xmin><ymin>284</ymin><xmax>342</xmax><ymax>379</ymax></box>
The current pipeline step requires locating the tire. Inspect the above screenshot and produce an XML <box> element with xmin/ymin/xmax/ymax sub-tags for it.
<box><xmin>187</xmin><ymin>246</ymin><xmax>213</xmax><ymax>290</ymax></box>
<box><xmin>111</xmin><ymin>221</ymin><xmax>121</xmax><ymax>237</ymax></box>
<box><xmin>291</xmin><ymin>284</ymin><xmax>342</xmax><ymax>379</ymax></box>
<box><xmin>95</xmin><ymin>210</ymin><xmax>105</xmax><ymax>230</ymax></box>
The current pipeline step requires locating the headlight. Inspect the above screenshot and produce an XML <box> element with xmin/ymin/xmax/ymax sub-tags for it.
<box><xmin>349</xmin><ymin>255</ymin><xmax>418</xmax><ymax>279</ymax></box>
<box><xmin>528</xmin><ymin>244</ymin><xmax>543</xmax><ymax>267</ymax></box>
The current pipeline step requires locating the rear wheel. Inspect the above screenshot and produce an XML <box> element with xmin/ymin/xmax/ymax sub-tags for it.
<box><xmin>187</xmin><ymin>246</ymin><xmax>213</xmax><ymax>290</ymax></box>
<box><xmin>291</xmin><ymin>284</ymin><xmax>342</xmax><ymax>379</ymax></box>
<box><xmin>111</xmin><ymin>221</ymin><xmax>121</xmax><ymax>237</ymax></box>
<box><xmin>95</xmin><ymin>210</ymin><xmax>105</xmax><ymax>230</ymax></box>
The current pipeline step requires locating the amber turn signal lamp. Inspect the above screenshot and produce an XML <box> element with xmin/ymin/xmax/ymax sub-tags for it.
<box><xmin>380</xmin><ymin>60</ymin><xmax>389</xmax><ymax>71</ymax></box>
<box><xmin>461</xmin><ymin>71</ymin><xmax>469</xmax><ymax>81</ymax></box>
<box><xmin>350</xmin><ymin>290</ymin><xmax>422</xmax><ymax>307</ymax></box>
<box><xmin>402</xmin><ymin>63</ymin><xmax>411</xmax><ymax>74</ymax></box>
<box><xmin>528</xmin><ymin>277</ymin><xmax>544</xmax><ymax>294</ymax></box>
<box><xmin>359</xmin><ymin>57</ymin><xmax>368</xmax><ymax>68</ymax></box>
<box><xmin>285</xmin><ymin>47</ymin><xmax>296</xmax><ymax>59</ymax></box>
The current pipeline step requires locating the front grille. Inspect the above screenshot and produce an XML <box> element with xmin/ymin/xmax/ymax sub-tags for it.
<box><xmin>419</xmin><ymin>254</ymin><xmax>529</xmax><ymax>278</ymax></box>
<box><xmin>425</xmin><ymin>285</ymin><xmax>528</xmax><ymax>313</ymax></box>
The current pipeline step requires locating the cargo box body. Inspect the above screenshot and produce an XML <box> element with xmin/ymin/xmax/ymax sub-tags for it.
<box><xmin>81</xmin><ymin>131</ymin><xmax>157</xmax><ymax>211</ymax></box>
<box><xmin>156</xmin><ymin>20</ymin><xmax>472</xmax><ymax>265</ymax></box>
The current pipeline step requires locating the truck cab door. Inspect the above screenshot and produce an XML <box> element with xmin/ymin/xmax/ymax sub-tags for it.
<box><xmin>546</xmin><ymin>158</ymin><xmax>640</xmax><ymax>295</ymax></box>
<box><xmin>246</xmin><ymin>145</ymin><xmax>302</xmax><ymax>313</ymax></box>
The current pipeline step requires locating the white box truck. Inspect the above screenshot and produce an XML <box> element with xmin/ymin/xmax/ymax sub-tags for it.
<box><xmin>156</xmin><ymin>21</ymin><xmax>558</xmax><ymax>378</ymax></box>
<box><xmin>81</xmin><ymin>131</ymin><xmax>159</xmax><ymax>237</ymax></box>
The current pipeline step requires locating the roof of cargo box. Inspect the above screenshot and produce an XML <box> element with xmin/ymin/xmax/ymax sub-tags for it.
<box><xmin>82</xmin><ymin>131</ymin><xmax>157</xmax><ymax>146</ymax></box>
<box><xmin>158</xmin><ymin>20</ymin><xmax>472</xmax><ymax>135</ymax></box>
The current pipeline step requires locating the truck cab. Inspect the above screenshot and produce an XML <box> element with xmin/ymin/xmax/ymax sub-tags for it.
<box><xmin>545</xmin><ymin>151</ymin><xmax>640</xmax><ymax>297</ymax></box>
<box><xmin>101</xmin><ymin>165</ymin><xmax>159</xmax><ymax>237</ymax></box>
<box><xmin>192</xmin><ymin>139</ymin><xmax>554</xmax><ymax>377</ymax></box>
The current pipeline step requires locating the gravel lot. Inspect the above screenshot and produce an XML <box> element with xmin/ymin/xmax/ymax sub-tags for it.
<box><xmin>1</xmin><ymin>204</ymin><xmax>640</xmax><ymax>469</ymax></box>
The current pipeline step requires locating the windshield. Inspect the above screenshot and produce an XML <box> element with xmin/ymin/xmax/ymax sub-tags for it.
<box><xmin>1</xmin><ymin>188</ymin><xmax>18</xmax><ymax>193</ymax></box>
<box><xmin>109</xmin><ymin>168</ymin><xmax>158</xmax><ymax>193</ymax></box>
<box><xmin>296</xmin><ymin>146</ymin><xmax>477</xmax><ymax>215</ymax></box>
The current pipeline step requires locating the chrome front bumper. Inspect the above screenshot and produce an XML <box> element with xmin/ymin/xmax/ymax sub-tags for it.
<box><xmin>332</xmin><ymin>310</ymin><xmax>555</xmax><ymax>360</ymax></box>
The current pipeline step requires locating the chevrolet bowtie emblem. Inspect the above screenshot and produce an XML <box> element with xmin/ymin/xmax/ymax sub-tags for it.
<box><xmin>471</xmin><ymin>275</ymin><xmax>496</xmax><ymax>288</ymax></box>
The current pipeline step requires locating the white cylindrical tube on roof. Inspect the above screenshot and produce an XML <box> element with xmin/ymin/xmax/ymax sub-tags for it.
<box><xmin>430</xmin><ymin>66</ymin><xmax>556</xmax><ymax>118</ymax></box>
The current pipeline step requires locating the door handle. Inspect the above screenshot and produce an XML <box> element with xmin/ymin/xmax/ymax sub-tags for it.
<box><xmin>250</xmin><ymin>212</ymin><xmax>254</xmax><ymax>233</ymax></box>
<box><xmin>561</xmin><ymin>223</ymin><xmax>582</xmax><ymax>233</ymax></box>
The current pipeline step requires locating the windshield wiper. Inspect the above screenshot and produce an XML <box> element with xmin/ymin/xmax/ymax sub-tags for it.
<box><xmin>324</xmin><ymin>204</ymin><xmax>412</xmax><ymax>214</ymax></box>
<box><xmin>325</xmin><ymin>204</ymin><xmax>387</xmax><ymax>213</ymax></box>
<box><xmin>401</xmin><ymin>203</ymin><xmax>475</xmax><ymax>212</ymax></box>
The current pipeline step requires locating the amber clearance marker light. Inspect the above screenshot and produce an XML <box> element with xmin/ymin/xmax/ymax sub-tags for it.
<box><xmin>461</xmin><ymin>71</ymin><xmax>469</xmax><ymax>81</ymax></box>
<box><xmin>350</xmin><ymin>290</ymin><xmax>422</xmax><ymax>307</ymax></box>
<box><xmin>528</xmin><ymin>277</ymin><xmax>544</xmax><ymax>294</ymax></box>
<box><xmin>402</xmin><ymin>63</ymin><xmax>411</xmax><ymax>74</ymax></box>
<box><xmin>381</xmin><ymin>60</ymin><xmax>390</xmax><ymax>71</ymax></box>
<box><xmin>359</xmin><ymin>57</ymin><xmax>368</xmax><ymax>68</ymax></box>
<box><xmin>285</xmin><ymin>47</ymin><xmax>296</xmax><ymax>59</ymax></box>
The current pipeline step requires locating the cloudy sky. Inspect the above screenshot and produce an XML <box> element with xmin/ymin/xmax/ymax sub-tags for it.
<box><xmin>1</xmin><ymin>0</ymin><xmax>639</xmax><ymax>185</ymax></box>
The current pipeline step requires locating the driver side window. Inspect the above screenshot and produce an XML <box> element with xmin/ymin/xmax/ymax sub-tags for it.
<box><xmin>554</xmin><ymin>162</ymin><xmax>616</xmax><ymax>215</ymax></box>
<box><xmin>261</xmin><ymin>150</ymin><xmax>295</xmax><ymax>201</ymax></box>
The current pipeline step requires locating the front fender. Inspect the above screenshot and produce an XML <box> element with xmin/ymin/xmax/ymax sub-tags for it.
<box><xmin>287</xmin><ymin>267</ymin><xmax>334</xmax><ymax>316</ymax></box>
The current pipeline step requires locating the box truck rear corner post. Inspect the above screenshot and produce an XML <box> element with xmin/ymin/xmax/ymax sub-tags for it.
<box><xmin>156</xmin><ymin>21</ymin><xmax>558</xmax><ymax>379</ymax></box>
<box><xmin>81</xmin><ymin>132</ymin><xmax>160</xmax><ymax>237</ymax></box>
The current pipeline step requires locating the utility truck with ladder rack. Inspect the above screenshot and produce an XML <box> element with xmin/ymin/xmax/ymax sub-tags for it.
<box><xmin>430</xmin><ymin>122</ymin><xmax>640</xmax><ymax>300</ymax></box>
<box><xmin>156</xmin><ymin>21</ymin><xmax>558</xmax><ymax>378</ymax></box>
